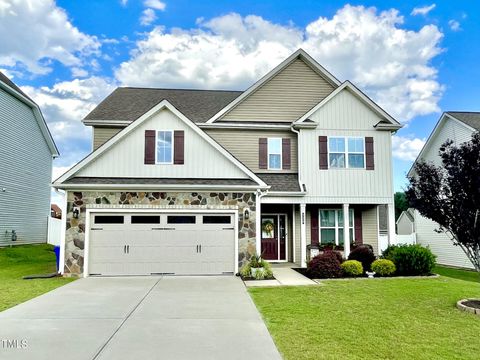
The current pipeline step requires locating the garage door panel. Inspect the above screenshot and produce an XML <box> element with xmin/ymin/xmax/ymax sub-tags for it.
<box><xmin>88</xmin><ymin>212</ymin><xmax>235</xmax><ymax>276</ymax></box>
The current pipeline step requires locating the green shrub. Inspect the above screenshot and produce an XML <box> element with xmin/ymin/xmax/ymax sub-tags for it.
<box><xmin>239</xmin><ymin>255</ymin><xmax>273</xmax><ymax>280</ymax></box>
<box><xmin>371</xmin><ymin>259</ymin><xmax>396</xmax><ymax>276</ymax></box>
<box><xmin>340</xmin><ymin>260</ymin><xmax>363</xmax><ymax>277</ymax></box>
<box><xmin>382</xmin><ymin>244</ymin><xmax>436</xmax><ymax>276</ymax></box>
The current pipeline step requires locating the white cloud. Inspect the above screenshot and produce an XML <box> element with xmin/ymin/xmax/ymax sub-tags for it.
<box><xmin>116</xmin><ymin>6</ymin><xmax>444</xmax><ymax>122</ymax></box>
<box><xmin>0</xmin><ymin>0</ymin><xmax>100</xmax><ymax>74</ymax></box>
<box><xmin>22</xmin><ymin>77</ymin><xmax>117</xmax><ymax>145</ymax></box>
<box><xmin>448</xmin><ymin>20</ymin><xmax>461</xmax><ymax>31</ymax></box>
<box><xmin>144</xmin><ymin>0</ymin><xmax>166</xmax><ymax>11</ymax></box>
<box><xmin>392</xmin><ymin>136</ymin><xmax>426</xmax><ymax>161</ymax></box>
<box><xmin>120</xmin><ymin>0</ymin><xmax>128</xmax><ymax>6</ymax></box>
<box><xmin>140</xmin><ymin>8</ymin><xmax>157</xmax><ymax>26</ymax></box>
<box><xmin>411</xmin><ymin>4</ymin><xmax>436</xmax><ymax>16</ymax></box>
<box><xmin>71</xmin><ymin>67</ymin><xmax>88</xmax><ymax>77</ymax></box>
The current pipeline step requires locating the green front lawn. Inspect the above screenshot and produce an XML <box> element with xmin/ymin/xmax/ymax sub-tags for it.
<box><xmin>0</xmin><ymin>244</ymin><xmax>75</xmax><ymax>312</ymax></box>
<box><xmin>250</xmin><ymin>277</ymin><xmax>480</xmax><ymax>360</ymax></box>
<box><xmin>434</xmin><ymin>265</ymin><xmax>480</xmax><ymax>283</ymax></box>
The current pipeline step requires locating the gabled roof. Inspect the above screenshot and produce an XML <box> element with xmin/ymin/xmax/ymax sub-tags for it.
<box><xmin>206</xmin><ymin>49</ymin><xmax>341</xmax><ymax>124</ymax></box>
<box><xmin>256</xmin><ymin>173</ymin><xmax>302</xmax><ymax>192</ymax></box>
<box><xmin>295</xmin><ymin>81</ymin><xmax>402</xmax><ymax>129</ymax></box>
<box><xmin>407</xmin><ymin>112</ymin><xmax>477</xmax><ymax>177</ymax></box>
<box><xmin>446</xmin><ymin>111</ymin><xmax>480</xmax><ymax>130</ymax></box>
<box><xmin>83</xmin><ymin>88</ymin><xmax>242</xmax><ymax>125</ymax></box>
<box><xmin>0</xmin><ymin>71</ymin><xmax>59</xmax><ymax>157</ymax></box>
<box><xmin>54</xmin><ymin>99</ymin><xmax>268</xmax><ymax>189</ymax></box>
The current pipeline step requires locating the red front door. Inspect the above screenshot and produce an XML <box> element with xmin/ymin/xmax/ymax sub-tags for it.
<box><xmin>261</xmin><ymin>215</ymin><xmax>287</xmax><ymax>261</ymax></box>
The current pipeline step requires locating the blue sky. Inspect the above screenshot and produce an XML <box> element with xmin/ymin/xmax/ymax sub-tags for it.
<box><xmin>1</xmin><ymin>0</ymin><xmax>479</xmax><ymax>196</ymax></box>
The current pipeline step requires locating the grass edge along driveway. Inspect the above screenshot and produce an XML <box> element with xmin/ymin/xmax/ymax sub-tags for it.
<box><xmin>0</xmin><ymin>244</ymin><xmax>75</xmax><ymax>312</ymax></box>
<box><xmin>249</xmin><ymin>275</ymin><xmax>480</xmax><ymax>360</ymax></box>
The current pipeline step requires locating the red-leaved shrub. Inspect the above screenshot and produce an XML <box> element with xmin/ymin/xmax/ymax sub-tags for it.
<box><xmin>307</xmin><ymin>250</ymin><xmax>343</xmax><ymax>278</ymax></box>
<box><xmin>348</xmin><ymin>245</ymin><xmax>376</xmax><ymax>272</ymax></box>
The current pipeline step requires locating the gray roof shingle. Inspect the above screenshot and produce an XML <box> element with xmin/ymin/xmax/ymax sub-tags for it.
<box><xmin>84</xmin><ymin>87</ymin><xmax>242</xmax><ymax>123</ymax></box>
<box><xmin>447</xmin><ymin>112</ymin><xmax>480</xmax><ymax>130</ymax></box>
<box><xmin>257</xmin><ymin>173</ymin><xmax>301</xmax><ymax>192</ymax></box>
<box><xmin>63</xmin><ymin>177</ymin><xmax>257</xmax><ymax>186</ymax></box>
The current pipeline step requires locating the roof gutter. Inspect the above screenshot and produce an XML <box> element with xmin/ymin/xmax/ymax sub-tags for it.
<box><xmin>52</xmin><ymin>183</ymin><xmax>270</xmax><ymax>191</ymax></box>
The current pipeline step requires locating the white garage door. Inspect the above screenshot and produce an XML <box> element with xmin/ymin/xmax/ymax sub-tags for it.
<box><xmin>88</xmin><ymin>212</ymin><xmax>235</xmax><ymax>276</ymax></box>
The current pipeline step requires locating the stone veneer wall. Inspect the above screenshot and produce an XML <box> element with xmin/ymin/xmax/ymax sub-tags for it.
<box><xmin>64</xmin><ymin>191</ymin><xmax>257</xmax><ymax>276</ymax></box>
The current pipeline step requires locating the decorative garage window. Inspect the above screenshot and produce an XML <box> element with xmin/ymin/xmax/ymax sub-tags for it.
<box><xmin>328</xmin><ymin>137</ymin><xmax>365</xmax><ymax>169</ymax></box>
<box><xmin>131</xmin><ymin>215</ymin><xmax>160</xmax><ymax>224</ymax></box>
<box><xmin>156</xmin><ymin>130</ymin><xmax>173</xmax><ymax>164</ymax></box>
<box><xmin>202</xmin><ymin>215</ymin><xmax>231</xmax><ymax>224</ymax></box>
<box><xmin>268</xmin><ymin>138</ymin><xmax>282</xmax><ymax>170</ymax></box>
<box><xmin>319</xmin><ymin>209</ymin><xmax>354</xmax><ymax>245</ymax></box>
<box><xmin>167</xmin><ymin>215</ymin><xmax>196</xmax><ymax>224</ymax></box>
<box><xmin>94</xmin><ymin>215</ymin><xmax>124</xmax><ymax>224</ymax></box>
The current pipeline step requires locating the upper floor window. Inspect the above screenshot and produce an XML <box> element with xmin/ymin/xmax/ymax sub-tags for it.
<box><xmin>156</xmin><ymin>130</ymin><xmax>173</xmax><ymax>164</ymax></box>
<box><xmin>268</xmin><ymin>138</ymin><xmax>282</xmax><ymax>170</ymax></box>
<box><xmin>329</xmin><ymin>137</ymin><xmax>365</xmax><ymax>169</ymax></box>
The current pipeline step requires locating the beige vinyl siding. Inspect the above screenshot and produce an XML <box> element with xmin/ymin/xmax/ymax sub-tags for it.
<box><xmin>77</xmin><ymin>108</ymin><xmax>248</xmax><ymax>179</ymax></box>
<box><xmin>205</xmin><ymin>128</ymin><xmax>298</xmax><ymax>172</ymax></box>
<box><xmin>0</xmin><ymin>88</ymin><xmax>52</xmax><ymax>245</ymax></box>
<box><xmin>299</xmin><ymin>89</ymin><xmax>393</xmax><ymax>204</ymax></box>
<box><xmin>362</xmin><ymin>206</ymin><xmax>379</xmax><ymax>255</ymax></box>
<box><xmin>220</xmin><ymin>58</ymin><xmax>335</xmax><ymax>122</ymax></box>
<box><xmin>414</xmin><ymin>210</ymin><xmax>474</xmax><ymax>269</ymax></box>
<box><xmin>93</xmin><ymin>126</ymin><xmax>123</xmax><ymax>150</ymax></box>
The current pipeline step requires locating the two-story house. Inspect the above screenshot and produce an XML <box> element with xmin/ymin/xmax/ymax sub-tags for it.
<box><xmin>53</xmin><ymin>49</ymin><xmax>401</xmax><ymax>277</ymax></box>
<box><xmin>0</xmin><ymin>71</ymin><xmax>59</xmax><ymax>246</ymax></box>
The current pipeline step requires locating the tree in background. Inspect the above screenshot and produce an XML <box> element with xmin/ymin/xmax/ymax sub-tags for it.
<box><xmin>406</xmin><ymin>133</ymin><xmax>480</xmax><ymax>273</ymax></box>
<box><xmin>394</xmin><ymin>192</ymin><xmax>408</xmax><ymax>221</ymax></box>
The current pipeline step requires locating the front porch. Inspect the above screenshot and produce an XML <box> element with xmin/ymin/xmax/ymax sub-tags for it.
<box><xmin>259</xmin><ymin>203</ymin><xmax>395</xmax><ymax>267</ymax></box>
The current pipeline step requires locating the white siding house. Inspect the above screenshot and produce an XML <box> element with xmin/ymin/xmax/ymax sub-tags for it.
<box><xmin>408</xmin><ymin>112</ymin><xmax>480</xmax><ymax>269</ymax></box>
<box><xmin>0</xmin><ymin>72</ymin><xmax>59</xmax><ymax>246</ymax></box>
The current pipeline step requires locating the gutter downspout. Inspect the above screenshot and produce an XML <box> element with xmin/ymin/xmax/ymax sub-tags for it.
<box><xmin>255</xmin><ymin>188</ymin><xmax>268</xmax><ymax>255</ymax></box>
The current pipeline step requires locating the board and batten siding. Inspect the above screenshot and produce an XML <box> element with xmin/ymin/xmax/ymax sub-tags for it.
<box><xmin>299</xmin><ymin>89</ymin><xmax>393</xmax><ymax>204</ymax></box>
<box><xmin>414</xmin><ymin>210</ymin><xmax>474</xmax><ymax>269</ymax></box>
<box><xmin>77</xmin><ymin>108</ymin><xmax>249</xmax><ymax>179</ymax></box>
<box><xmin>220</xmin><ymin>58</ymin><xmax>335</xmax><ymax>122</ymax></box>
<box><xmin>205</xmin><ymin>128</ymin><xmax>298</xmax><ymax>173</ymax></box>
<box><xmin>93</xmin><ymin>126</ymin><xmax>123</xmax><ymax>150</ymax></box>
<box><xmin>0</xmin><ymin>89</ymin><xmax>52</xmax><ymax>245</ymax></box>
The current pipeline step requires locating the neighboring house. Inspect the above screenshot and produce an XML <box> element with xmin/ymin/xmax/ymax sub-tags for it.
<box><xmin>396</xmin><ymin>208</ymin><xmax>414</xmax><ymax>235</ymax></box>
<box><xmin>0</xmin><ymin>72</ymin><xmax>59</xmax><ymax>246</ymax></box>
<box><xmin>53</xmin><ymin>49</ymin><xmax>401</xmax><ymax>277</ymax></box>
<box><xmin>407</xmin><ymin>111</ymin><xmax>480</xmax><ymax>269</ymax></box>
<box><xmin>51</xmin><ymin>204</ymin><xmax>62</xmax><ymax>219</ymax></box>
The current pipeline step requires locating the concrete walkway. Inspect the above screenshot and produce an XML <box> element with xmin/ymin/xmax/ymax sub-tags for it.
<box><xmin>244</xmin><ymin>263</ymin><xmax>317</xmax><ymax>287</ymax></box>
<box><xmin>0</xmin><ymin>276</ymin><xmax>281</xmax><ymax>360</ymax></box>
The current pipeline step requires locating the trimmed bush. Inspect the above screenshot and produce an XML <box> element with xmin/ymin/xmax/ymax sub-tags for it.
<box><xmin>307</xmin><ymin>250</ymin><xmax>343</xmax><ymax>279</ymax></box>
<box><xmin>383</xmin><ymin>244</ymin><xmax>436</xmax><ymax>276</ymax></box>
<box><xmin>340</xmin><ymin>260</ymin><xmax>363</xmax><ymax>277</ymax></box>
<box><xmin>371</xmin><ymin>259</ymin><xmax>396</xmax><ymax>276</ymax></box>
<box><xmin>348</xmin><ymin>245</ymin><xmax>376</xmax><ymax>272</ymax></box>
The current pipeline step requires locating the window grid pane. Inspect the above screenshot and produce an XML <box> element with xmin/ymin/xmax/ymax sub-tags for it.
<box><xmin>157</xmin><ymin>131</ymin><xmax>173</xmax><ymax>164</ymax></box>
<box><xmin>319</xmin><ymin>209</ymin><xmax>355</xmax><ymax>246</ymax></box>
<box><xmin>268</xmin><ymin>138</ymin><xmax>282</xmax><ymax>169</ymax></box>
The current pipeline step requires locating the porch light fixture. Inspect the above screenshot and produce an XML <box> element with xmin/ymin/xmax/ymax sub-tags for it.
<box><xmin>244</xmin><ymin>209</ymin><xmax>250</xmax><ymax>220</ymax></box>
<box><xmin>11</xmin><ymin>230</ymin><xmax>17</xmax><ymax>242</ymax></box>
<box><xmin>72</xmin><ymin>207</ymin><xmax>80</xmax><ymax>219</ymax></box>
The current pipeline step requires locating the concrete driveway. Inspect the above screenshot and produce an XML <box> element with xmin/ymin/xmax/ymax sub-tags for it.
<box><xmin>0</xmin><ymin>276</ymin><xmax>281</xmax><ymax>360</ymax></box>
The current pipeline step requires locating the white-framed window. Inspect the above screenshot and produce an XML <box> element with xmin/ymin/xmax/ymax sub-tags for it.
<box><xmin>319</xmin><ymin>209</ymin><xmax>354</xmax><ymax>245</ymax></box>
<box><xmin>268</xmin><ymin>138</ymin><xmax>282</xmax><ymax>170</ymax></box>
<box><xmin>156</xmin><ymin>130</ymin><xmax>173</xmax><ymax>164</ymax></box>
<box><xmin>328</xmin><ymin>137</ymin><xmax>365</xmax><ymax>169</ymax></box>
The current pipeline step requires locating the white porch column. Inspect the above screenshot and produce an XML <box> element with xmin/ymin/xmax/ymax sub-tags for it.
<box><xmin>255</xmin><ymin>191</ymin><xmax>262</xmax><ymax>255</ymax></box>
<box><xmin>343</xmin><ymin>203</ymin><xmax>350</xmax><ymax>258</ymax></box>
<box><xmin>300</xmin><ymin>203</ymin><xmax>307</xmax><ymax>267</ymax></box>
<box><xmin>387</xmin><ymin>203</ymin><xmax>396</xmax><ymax>246</ymax></box>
